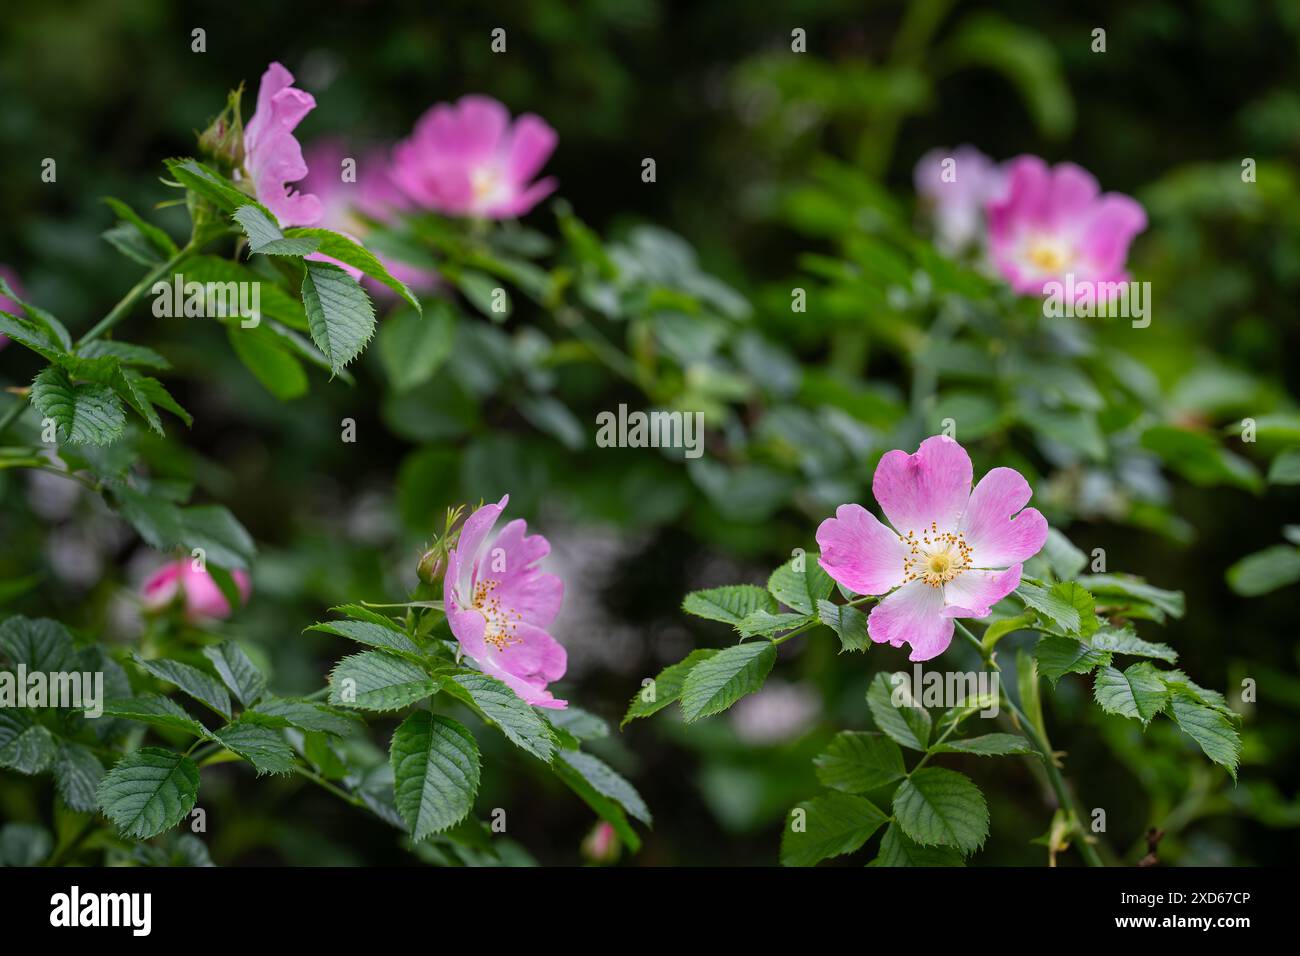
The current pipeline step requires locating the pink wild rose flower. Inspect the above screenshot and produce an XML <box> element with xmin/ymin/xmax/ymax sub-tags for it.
<box><xmin>141</xmin><ymin>559</ymin><xmax>252</xmax><ymax>622</ymax></box>
<box><xmin>986</xmin><ymin>155</ymin><xmax>1147</xmax><ymax>296</ymax></box>
<box><xmin>299</xmin><ymin>138</ymin><xmax>438</xmax><ymax>292</ymax></box>
<box><xmin>392</xmin><ymin>95</ymin><xmax>558</xmax><ymax>218</ymax></box>
<box><xmin>443</xmin><ymin>495</ymin><xmax>567</xmax><ymax>708</ymax></box>
<box><xmin>0</xmin><ymin>264</ymin><xmax>23</xmax><ymax>350</ymax></box>
<box><xmin>816</xmin><ymin>436</ymin><xmax>1048</xmax><ymax>662</ymax></box>
<box><xmin>242</xmin><ymin>62</ymin><xmax>323</xmax><ymax>227</ymax></box>
<box><xmin>913</xmin><ymin>145</ymin><xmax>1007</xmax><ymax>254</ymax></box>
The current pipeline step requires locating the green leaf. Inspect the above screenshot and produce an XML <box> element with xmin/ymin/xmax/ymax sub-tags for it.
<box><xmin>0</xmin><ymin>711</ymin><xmax>57</xmax><ymax>773</ymax></box>
<box><xmin>678</xmin><ymin>641</ymin><xmax>778</xmax><ymax>722</ymax></box>
<box><xmin>1093</xmin><ymin>662</ymin><xmax>1168</xmax><ymax>724</ymax></box>
<box><xmin>892</xmin><ymin>767</ymin><xmax>989</xmax><ymax>854</ymax></box>
<box><xmin>866</xmin><ymin>671</ymin><xmax>931</xmax><ymax>751</ymax></box>
<box><xmin>813</xmin><ymin>731</ymin><xmax>906</xmax><ymax>792</ymax></box>
<box><xmin>183</xmin><ymin>255</ymin><xmax>308</xmax><ymax>328</ymax></box>
<box><xmin>228</xmin><ymin>326</ymin><xmax>309</xmax><ymax>400</ymax></box>
<box><xmin>76</xmin><ymin>339</ymin><xmax>170</xmax><ymax>370</ymax></box>
<box><xmin>781</xmin><ymin>793</ymin><xmax>887</xmax><ymax>867</ymax></box>
<box><xmin>104</xmin><ymin>220</ymin><xmax>166</xmax><ymax>265</ymax></box>
<box><xmin>307</xmin><ymin>619</ymin><xmax>423</xmax><ymax>658</ymax></box>
<box><xmin>377</xmin><ymin>302</ymin><xmax>454</xmax><ymax>391</ymax></box>
<box><xmin>54</xmin><ymin>742</ymin><xmax>105</xmax><ymax>812</ymax></box>
<box><xmin>1268</xmin><ymin>448</ymin><xmax>1300</xmax><ymax>485</ymax></box>
<box><xmin>164</xmin><ymin>158</ymin><xmax>266</xmax><ymax>215</ymax></box>
<box><xmin>285</xmin><ymin>228</ymin><xmax>422</xmax><ymax>310</ymax></box>
<box><xmin>0</xmin><ymin>823</ymin><xmax>53</xmax><ymax>865</ymax></box>
<box><xmin>102</xmin><ymin>196</ymin><xmax>177</xmax><ymax>257</ymax></box>
<box><xmin>210</xmin><ymin>720</ymin><xmax>294</xmax><ymax>775</ymax></box>
<box><xmin>390</xmin><ymin>711</ymin><xmax>481</xmax><ymax>841</ymax></box>
<box><xmin>1090</xmin><ymin>626</ymin><xmax>1177</xmax><ymax>663</ymax></box>
<box><xmin>1039</xmin><ymin>528</ymin><xmax>1087</xmax><ymax>581</ymax></box>
<box><xmin>1227</xmin><ymin>545</ymin><xmax>1300</xmax><ymax>597</ymax></box>
<box><xmin>736</xmin><ymin>610</ymin><xmax>809</xmax><ymax>638</ymax></box>
<box><xmin>100</xmin><ymin>696</ymin><xmax>210</xmax><ymax>738</ymax></box>
<box><xmin>1141</xmin><ymin>424</ymin><xmax>1262</xmax><ymax>493</ymax></box>
<box><xmin>979</xmin><ymin>612</ymin><xmax>1036</xmax><ymax>653</ymax></box>
<box><xmin>301</xmin><ymin>260</ymin><xmax>376</xmax><ymax>373</ymax></box>
<box><xmin>0</xmin><ymin>276</ymin><xmax>71</xmax><ymax>349</ymax></box>
<box><xmin>232</xmin><ymin>205</ymin><xmax>320</xmax><ymax>256</ymax></box>
<box><xmin>201</xmin><ymin>641</ymin><xmax>267</xmax><ymax>708</ymax></box>
<box><xmin>247</xmin><ymin>697</ymin><xmax>359</xmax><ymax>737</ymax></box>
<box><xmin>1034</xmin><ymin>635</ymin><xmax>1112</xmax><ymax>683</ymax></box>
<box><xmin>1077</xmin><ymin>574</ymin><xmax>1185</xmax><ymax>621</ymax></box>
<box><xmin>767</xmin><ymin>555</ymin><xmax>834</xmax><ymax>614</ymax></box>
<box><xmin>0</xmin><ymin>309</ymin><xmax>67</xmax><ymax>361</ymax></box>
<box><xmin>931</xmin><ymin>733</ymin><xmax>1038</xmax><ymax>757</ymax></box>
<box><xmin>132</xmin><ymin>654</ymin><xmax>232</xmax><ymax>720</ymax></box>
<box><xmin>681</xmin><ymin>584</ymin><xmax>778</xmax><ymax>625</ymax></box>
<box><xmin>817</xmin><ymin>599</ymin><xmax>871</xmax><ymax>652</ymax></box>
<box><xmin>1018</xmin><ymin>581</ymin><xmax>1099</xmax><ymax>637</ymax></box>
<box><xmin>549</xmin><ymin>750</ymin><xmax>641</xmax><ymax>853</ymax></box>
<box><xmin>1168</xmin><ymin>692</ymin><xmax>1241</xmax><ymax>779</ymax></box>
<box><xmin>0</xmin><ymin>615</ymin><xmax>77</xmax><ymax>672</ymax></box>
<box><xmin>868</xmin><ymin>824</ymin><xmax>965</xmax><ymax>867</ymax></box>
<box><xmin>30</xmin><ymin>365</ymin><xmax>126</xmax><ymax>445</ymax></box>
<box><xmin>179</xmin><ymin>505</ymin><xmax>256</xmax><ymax>570</ymax></box>
<box><xmin>445</xmin><ymin>672</ymin><xmax>556</xmax><ymax>762</ymax></box>
<box><xmin>96</xmin><ymin>747</ymin><xmax>200</xmax><ymax>839</ymax></box>
<box><xmin>621</xmin><ymin>648</ymin><xmax>718</xmax><ymax>726</ymax></box>
<box><xmin>328</xmin><ymin>651</ymin><xmax>439</xmax><ymax>712</ymax></box>
<box><xmin>556</xmin><ymin>749</ymin><xmax>651</xmax><ymax>826</ymax></box>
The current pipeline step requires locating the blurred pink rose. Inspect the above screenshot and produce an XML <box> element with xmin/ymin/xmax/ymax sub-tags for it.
<box><xmin>299</xmin><ymin>139</ymin><xmax>438</xmax><ymax>293</ymax></box>
<box><xmin>141</xmin><ymin>559</ymin><xmax>252</xmax><ymax>622</ymax></box>
<box><xmin>913</xmin><ymin>145</ymin><xmax>1007</xmax><ymax>254</ymax></box>
<box><xmin>986</xmin><ymin>155</ymin><xmax>1147</xmax><ymax>295</ymax></box>
<box><xmin>242</xmin><ymin>62</ymin><xmax>323</xmax><ymax>227</ymax></box>
<box><xmin>392</xmin><ymin>95</ymin><xmax>557</xmax><ymax>218</ymax></box>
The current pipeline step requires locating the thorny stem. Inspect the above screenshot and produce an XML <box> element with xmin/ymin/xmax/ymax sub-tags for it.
<box><xmin>954</xmin><ymin>619</ymin><xmax>1106</xmax><ymax>867</ymax></box>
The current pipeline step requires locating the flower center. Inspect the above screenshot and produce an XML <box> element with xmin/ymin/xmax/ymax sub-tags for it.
<box><xmin>1025</xmin><ymin>238</ymin><xmax>1071</xmax><ymax>274</ymax></box>
<box><xmin>900</xmin><ymin>523</ymin><xmax>972</xmax><ymax>588</ymax></box>
<box><xmin>471</xmin><ymin>579</ymin><xmax>522</xmax><ymax>651</ymax></box>
<box><xmin>471</xmin><ymin>167</ymin><xmax>500</xmax><ymax>201</ymax></box>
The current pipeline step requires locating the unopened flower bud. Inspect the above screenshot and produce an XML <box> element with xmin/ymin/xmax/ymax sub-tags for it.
<box><xmin>416</xmin><ymin>547</ymin><xmax>446</xmax><ymax>586</ymax></box>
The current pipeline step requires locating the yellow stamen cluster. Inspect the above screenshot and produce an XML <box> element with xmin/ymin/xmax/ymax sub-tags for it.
<box><xmin>900</xmin><ymin>521</ymin><xmax>973</xmax><ymax>589</ymax></box>
<box><xmin>472</xmin><ymin>579</ymin><xmax>523</xmax><ymax>651</ymax></box>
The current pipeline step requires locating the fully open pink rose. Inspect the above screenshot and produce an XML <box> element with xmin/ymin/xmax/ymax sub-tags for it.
<box><xmin>443</xmin><ymin>495</ymin><xmax>567</xmax><ymax>708</ymax></box>
<box><xmin>141</xmin><ymin>560</ymin><xmax>252</xmax><ymax>622</ymax></box>
<box><xmin>242</xmin><ymin>62</ymin><xmax>322</xmax><ymax>227</ymax></box>
<box><xmin>392</xmin><ymin>95</ymin><xmax>557</xmax><ymax>218</ymax></box>
<box><xmin>816</xmin><ymin>436</ymin><xmax>1048</xmax><ymax>662</ymax></box>
<box><xmin>986</xmin><ymin>155</ymin><xmax>1147</xmax><ymax>295</ymax></box>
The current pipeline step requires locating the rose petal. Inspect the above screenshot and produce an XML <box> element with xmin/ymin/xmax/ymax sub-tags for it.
<box><xmin>940</xmin><ymin>565</ymin><xmax>1023</xmax><ymax>618</ymax></box>
<box><xmin>815</xmin><ymin>503</ymin><xmax>907</xmax><ymax>595</ymax></box>
<box><xmin>867</xmin><ymin>581</ymin><xmax>954</xmax><ymax>662</ymax></box>
<box><xmin>871</xmin><ymin>435</ymin><xmax>972</xmax><ymax>536</ymax></box>
<box><xmin>959</xmin><ymin>467</ymin><xmax>1048</xmax><ymax>568</ymax></box>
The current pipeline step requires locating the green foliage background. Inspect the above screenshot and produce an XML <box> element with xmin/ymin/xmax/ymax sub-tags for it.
<box><xmin>1</xmin><ymin>0</ymin><xmax>1298</xmax><ymax>865</ymax></box>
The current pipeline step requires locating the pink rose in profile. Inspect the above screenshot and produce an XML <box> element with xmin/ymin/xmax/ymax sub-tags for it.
<box><xmin>141</xmin><ymin>559</ymin><xmax>252</xmax><ymax>622</ymax></box>
<box><xmin>816</xmin><ymin>436</ymin><xmax>1048</xmax><ymax>662</ymax></box>
<box><xmin>0</xmin><ymin>265</ymin><xmax>22</xmax><ymax>350</ymax></box>
<box><xmin>242</xmin><ymin>62</ymin><xmax>322</xmax><ymax>227</ymax></box>
<box><xmin>443</xmin><ymin>495</ymin><xmax>567</xmax><ymax>708</ymax></box>
<box><xmin>986</xmin><ymin>155</ymin><xmax>1147</xmax><ymax>295</ymax></box>
<box><xmin>299</xmin><ymin>139</ymin><xmax>438</xmax><ymax>292</ymax></box>
<box><xmin>914</xmin><ymin>145</ymin><xmax>1006</xmax><ymax>254</ymax></box>
<box><xmin>392</xmin><ymin>95</ymin><xmax>558</xmax><ymax>218</ymax></box>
